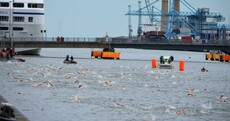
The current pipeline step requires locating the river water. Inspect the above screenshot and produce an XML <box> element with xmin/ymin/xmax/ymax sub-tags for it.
<box><xmin>0</xmin><ymin>48</ymin><xmax>230</xmax><ymax>121</ymax></box>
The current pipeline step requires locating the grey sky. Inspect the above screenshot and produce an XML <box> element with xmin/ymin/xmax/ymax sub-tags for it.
<box><xmin>44</xmin><ymin>0</ymin><xmax>230</xmax><ymax>37</ymax></box>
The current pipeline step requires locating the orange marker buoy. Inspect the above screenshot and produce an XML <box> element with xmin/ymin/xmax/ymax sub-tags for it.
<box><xmin>179</xmin><ymin>60</ymin><xmax>185</xmax><ymax>71</ymax></box>
<box><xmin>152</xmin><ymin>58</ymin><xmax>157</xmax><ymax>68</ymax></box>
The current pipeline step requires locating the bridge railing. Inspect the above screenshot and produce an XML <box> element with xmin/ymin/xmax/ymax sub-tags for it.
<box><xmin>111</xmin><ymin>38</ymin><xmax>230</xmax><ymax>45</ymax></box>
<box><xmin>0</xmin><ymin>37</ymin><xmax>108</xmax><ymax>42</ymax></box>
<box><xmin>1</xmin><ymin>37</ymin><xmax>230</xmax><ymax>45</ymax></box>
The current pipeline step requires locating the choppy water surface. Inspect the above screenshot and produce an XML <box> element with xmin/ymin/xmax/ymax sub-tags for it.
<box><xmin>0</xmin><ymin>49</ymin><xmax>230</xmax><ymax>121</ymax></box>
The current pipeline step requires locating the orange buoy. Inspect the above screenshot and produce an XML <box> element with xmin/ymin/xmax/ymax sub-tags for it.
<box><xmin>152</xmin><ymin>58</ymin><xmax>157</xmax><ymax>68</ymax></box>
<box><xmin>179</xmin><ymin>60</ymin><xmax>185</xmax><ymax>71</ymax></box>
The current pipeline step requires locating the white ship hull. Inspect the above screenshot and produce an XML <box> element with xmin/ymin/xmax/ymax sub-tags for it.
<box><xmin>15</xmin><ymin>48</ymin><xmax>41</xmax><ymax>55</ymax></box>
<box><xmin>0</xmin><ymin>0</ymin><xmax>45</xmax><ymax>55</ymax></box>
<box><xmin>159</xmin><ymin>63</ymin><xmax>174</xmax><ymax>69</ymax></box>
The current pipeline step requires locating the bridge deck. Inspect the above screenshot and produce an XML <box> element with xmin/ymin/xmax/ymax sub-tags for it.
<box><xmin>1</xmin><ymin>38</ymin><xmax>230</xmax><ymax>54</ymax></box>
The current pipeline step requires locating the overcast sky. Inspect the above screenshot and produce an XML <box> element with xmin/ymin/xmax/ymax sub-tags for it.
<box><xmin>44</xmin><ymin>0</ymin><xmax>230</xmax><ymax>37</ymax></box>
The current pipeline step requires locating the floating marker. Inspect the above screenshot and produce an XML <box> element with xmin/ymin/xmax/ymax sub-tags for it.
<box><xmin>152</xmin><ymin>58</ymin><xmax>157</xmax><ymax>68</ymax></box>
<box><xmin>179</xmin><ymin>60</ymin><xmax>185</xmax><ymax>71</ymax></box>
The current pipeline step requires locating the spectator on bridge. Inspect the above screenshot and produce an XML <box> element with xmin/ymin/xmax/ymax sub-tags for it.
<box><xmin>56</xmin><ymin>36</ymin><xmax>60</xmax><ymax>42</ymax></box>
<box><xmin>61</xmin><ymin>36</ymin><xmax>64</xmax><ymax>42</ymax></box>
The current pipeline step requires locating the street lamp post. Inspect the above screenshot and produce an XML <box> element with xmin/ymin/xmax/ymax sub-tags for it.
<box><xmin>9</xmin><ymin>0</ymin><xmax>14</xmax><ymax>48</ymax></box>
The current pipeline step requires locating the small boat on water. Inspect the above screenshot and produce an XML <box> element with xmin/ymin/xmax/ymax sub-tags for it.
<box><xmin>14</xmin><ymin>57</ymin><xmax>26</xmax><ymax>62</ymax></box>
<box><xmin>0</xmin><ymin>57</ymin><xmax>25</xmax><ymax>62</ymax></box>
<box><xmin>159</xmin><ymin>63</ymin><xmax>174</xmax><ymax>69</ymax></box>
<box><xmin>63</xmin><ymin>55</ymin><xmax>77</xmax><ymax>64</ymax></box>
<box><xmin>159</xmin><ymin>55</ymin><xmax>174</xmax><ymax>69</ymax></box>
<box><xmin>1</xmin><ymin>47</ymin><xmax>25</xmax><ymax>62</ymax></box>
<box><xmin>63</xmin><ymin>60</ymin><xmax>77</xmax><ymax>64</ymax></box>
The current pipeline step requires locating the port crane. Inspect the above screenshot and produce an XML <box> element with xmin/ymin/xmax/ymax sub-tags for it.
<box><xmin>126</xmin><ymin>0</ymin><xmax>227</xmax><ymax>41</ymax></box>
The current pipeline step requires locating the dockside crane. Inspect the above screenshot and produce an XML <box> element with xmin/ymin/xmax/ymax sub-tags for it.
<box><xmin>144</xmin><ymin>0</ymin><xmax>159</xmax><ymax>24</ymax></box>
<box><xmin>126</xmin><ymin>0</ymin><xmax>227</xmax><ymax>41</ymax></box>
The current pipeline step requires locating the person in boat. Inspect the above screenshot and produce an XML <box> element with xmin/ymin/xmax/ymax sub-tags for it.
<box><xmin>6</xmin><ymin>54</ymin><xmax>10</xmax><ymax>60</ymax></box>
<box><xmin>0</xmin><ymin>50</ymin><xmax>3</xmax><ymax>57</ymax></box>
<box><xmin>168</xmin><ymin>57</ymin><xmax>172</xmax><ymax>64</ymax></box>
<box><xmin>160</xmin><ymin>56</ymin><xmax>163</xmax><ymax>64</ymax></box>
<box><xmin>7</xmin><ymin>48</ymin><xmax>14</xmax><ymax>57</ymax></box>
<box><xmin>162</xmin><ymin>56</ymin><xmax>166</xmax><ymax>64</ymax></box>
<box><xmin>168</xmin><ymin>55</ymin><xmax>174</xmax><ymax>64</ymax></box>
<box><xmin>65</xmin><ymin>55</ymin><xmax>69</xmax><ymax>61</ymax></box>
<box><xmin>2</xmin><ymin>48</ymin><xmax>6</xmax><ymax>52</ymax></box>
<box><xmin>170</xmin><ymin>55</ymin><xmax>174</xmax><ymax>61</ymax></box>
<box><xmin>70</xmin><ymin>55</ymin><xmax>74</xmax><ymax>62</ymax></box>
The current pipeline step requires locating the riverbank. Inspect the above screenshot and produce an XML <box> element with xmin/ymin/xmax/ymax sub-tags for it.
<box><xmin>0</xmin><ymin>95</ymin><xmax>29</xmax><ymax>121</ymax></box>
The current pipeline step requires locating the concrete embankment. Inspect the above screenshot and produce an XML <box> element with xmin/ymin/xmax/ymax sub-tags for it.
<box><xmin>0</xmin><ymin>95</ymin><xmax>29</xmax><ymax>121</ymax></box>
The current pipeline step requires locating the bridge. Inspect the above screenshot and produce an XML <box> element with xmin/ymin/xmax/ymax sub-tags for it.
<box><xmin>1</xmin><ymin>37</ymin><xmax>230</xmax><ymax>54</ymax></box>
